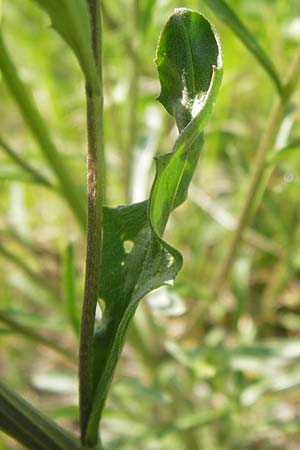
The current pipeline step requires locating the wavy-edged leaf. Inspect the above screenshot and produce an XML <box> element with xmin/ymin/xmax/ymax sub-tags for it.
<box><xmin>85</xmin><ymin>8</ymin><xmax>223</xmax><ymax>442</ymax></box>
<box><xmin>32</xmin><ymin>0</ymin><xmax>98</xmax><ymax>89</ymax></box>
<box><xmin>203</xmin><ymin>0</ymin><xmax>283</xmax><ymax>94</ymax></box>
<box><xmin>156</xmin><ymin>8</ymin><xmax>222</xmax><ymax>132</ymax></box>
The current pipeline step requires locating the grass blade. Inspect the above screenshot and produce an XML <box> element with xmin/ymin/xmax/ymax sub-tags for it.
<box><xmin>0</xmin><ymin>33</ymin><xmax>86</xmax><ymax>228</ymax></box>
<box><xmin>0</xmin><ymin>137</ymin><xmax>53</xmax><ymax>188</ymax></box>
<box><xmin>63</xmin><ymin>242</ymin><xmax>80</xmax><ymax>335</ymax></box>
<box><xmin>203</xmin><ymin>0</ymin><xmax>283</xmax><ymax>94</ymax></box>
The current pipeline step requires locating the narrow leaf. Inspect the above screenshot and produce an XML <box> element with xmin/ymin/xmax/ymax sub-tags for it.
<box><xmin>0</xmin><ymin>138</ymin><xmax>53</xmax><ymax>188</ymax></box>
<box><xmin>63</xmin><ymin>242</ymin><xmax>80</xmax><ymax>335</ymax></box>
<box><xmin>0</xmin><ymin>33</ymin><xmax>86</xmax><ymax>227</ymax></box>
<box><xmin>86</xmin><ymin>8</ymin><xmax>223</xmax><ymax>442</ymax></box>
<box><xmin>203</xmin><ymin>0</ymin><xmax>283</xmax><ymax>94</ymax></box>
<box><xmin>0</xmin><ymin>382</ymin><xmax>80</xmax><ymax>450</ymax></box>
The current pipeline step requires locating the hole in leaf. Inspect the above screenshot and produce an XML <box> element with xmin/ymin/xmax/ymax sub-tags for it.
<box><xmin>123</xmin><ymin>240</ymin><xmax>134</xmax><ymax>254</ymax></box>
<box><xmin>96</xmin><ymin>301</ymin><xmax>104</xmax><ymax>320</ymax></box>
<box><xmin>167</xmin><ymin>254</ymin><xmax>175</xmax><ymax>268</ymax></box>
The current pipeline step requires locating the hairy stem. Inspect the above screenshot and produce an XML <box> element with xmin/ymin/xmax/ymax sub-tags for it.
<box><xmin>212</xmin><ymin>49</ymin><xmax>300</xmax><ymax>298</ymax></box>
<box><xmin>79</xmin><ymin>1</ymin><xmax>105</xmax><ymax>448</ymax></box>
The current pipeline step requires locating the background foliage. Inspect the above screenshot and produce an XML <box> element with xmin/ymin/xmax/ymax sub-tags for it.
<box><xmin>1</xmin><ymin>0</ymin><xmax>300</xmax><ymax>449</ymax></box>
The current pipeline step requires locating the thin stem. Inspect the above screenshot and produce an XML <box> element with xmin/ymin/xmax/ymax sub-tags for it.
<box><xmin>0</xmin><ymin>137</ymin><xmax>54</xmax><ymax>188</ymax></box>
<box><xmin>0</xmin><ymin>311</ymin><xmax>76</xmax><ymax>364</ymax></box>
<box><xmin>79</xmin><ymin>1</ymin><xmax>105</xmax><ymax>448</ymax></box>
<box><xmin>211</xmin><ymin>49</ymin><xmax>300</xmax><ymax>298</ymax></box>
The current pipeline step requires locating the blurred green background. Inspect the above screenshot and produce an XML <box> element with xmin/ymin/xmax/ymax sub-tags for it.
<box><xmin>1</xmin><ymin>0</ymin><xmax>300</xmax><ymax>449</ymax></box>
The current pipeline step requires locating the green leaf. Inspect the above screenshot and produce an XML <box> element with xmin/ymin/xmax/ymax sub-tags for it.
<box><xmin>140</xmin><ymin>0</ymin><xmax>157</xmax><ymax>35</ymax></box>
<box><xmin>32</xmin><ymin>0</ymin><xmax>99</xmax><ymax>89</ymax></box>
<box><xmin>85</xmin><ymin>8</ymin><xmax>223</xmax><ymax>442</ymax></box>
<box><xmin>0</xmin><ymin>138</ymin><xmax>53</xmax><ymax>188</ymax></box>
<box><xmin>0</xmin><ymin>382</ymin><xmax>80</xmax><ymax>450</ymax></box>
<box><xmin>156</xmin><ymin>8</ymin><xmax>222</xmax><ymax>132</ymax></box>
<box><xmin>203</xmin><ymin>0</ymin><xmax>283</xmax><ymax>94</ymax></box>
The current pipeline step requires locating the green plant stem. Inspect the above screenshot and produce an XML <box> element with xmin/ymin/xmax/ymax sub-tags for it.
<box><xmin>79</xmin><ymin>1</ymin><xmax>105</xmax><ymax>448</ymax></box>
<box><xmin>0</xmin><ymin>311</ymin><xmax>76</xmax><ymax>364</ymax></box>
<box><xmin>211</xmin><ymin>49</ymin><xmax>300</xmax><ymax>298</ymax></box>
<box><xmin>0</xmin><ymin>137</ymin><xmax>54</xmax><ymax>188</ymax></box>
<box><xmin>0</xmin><ymin>382</ymin><xmax>81</xmax><ymax>450</ymax></box>
<box><xmin>0</xmin><ymin>33</ymin><xmax>86</xmax><ymax>229</ymax></box>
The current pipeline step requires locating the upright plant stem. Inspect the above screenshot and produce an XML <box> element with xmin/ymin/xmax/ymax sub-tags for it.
<box><xmin>212</xmin><ymin>49</ymin><xmax>300</xmax><ymax>298</ymax></box>
<box><xmin>79</xmin><ymin>1</ymin><xmax>105</xmax><ymax>448</ymax></box>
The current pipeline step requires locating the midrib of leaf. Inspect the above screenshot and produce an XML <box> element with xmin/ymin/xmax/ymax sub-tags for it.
<box><xmin>179</xmin><ymin>16</ymin><xmax>196</xmax><ymax>111</ymax></box>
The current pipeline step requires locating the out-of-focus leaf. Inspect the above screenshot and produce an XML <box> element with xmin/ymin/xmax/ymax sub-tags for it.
<box><xmin>114</xmin><ymin>377</ymin><xmax>168</xmax><ymax>404</ymax></box>
<box><xmin>268</xmin><ymin>137</ymin><xmax>300</xmax><ymax>163</ymax></box>
<box><xmin>0</xmin><ymin>169</ymin><xmax>44</xmax><ymax>184</ymax></box>
<box><xmin>86</xmin><ymin>8</ymin><xmax>223</xmax><ymax>442</ymax></box>
<box><xmin>203</xmin><ymin>0</ymin><xmax>283</xmax><ymax>94</ymax></box>
<box><xmin>63</xmin><ymin>242</ymin><xmax>80</xmax><ymax>335</ymax></box>
<box><xmin>174</xmin><ymin>406</ymin><xmax>231</xmax><ymax>430</ymax></box>
<box><xmin>32</xmin><ymin>0</ymin><xmax>99</xmax><ymax>89</ymax></box>
<box><xmin>140</xmin><ymin>0</ymin><xmax>157</xmax><ymax>34</ymax></box>
<box><xmin>0</xmin><ymin>34</ymin><xmax>86</xmax><ymax>227</ymax></box>
<box><xmin>241</xmin><ymin>368</ymin><xmax>300</xmax><ymax>406</ymax></box>
<box><xmin>0</xmin><ymin>138</ymin><xmax>53</xmax><ymax>188</ymax></box>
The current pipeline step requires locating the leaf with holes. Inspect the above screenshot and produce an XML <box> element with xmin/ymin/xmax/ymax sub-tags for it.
<box><xmin>86</xmin><ymin>8</ymin><xmax>223</xmax><ymax>442</ymax></box>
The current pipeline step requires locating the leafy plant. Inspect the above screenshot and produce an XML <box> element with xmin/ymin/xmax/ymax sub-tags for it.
<box><xmin>0</xmin><ymin>3</ymin><xmax>222</xmax><ymax>450</ymax></box>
